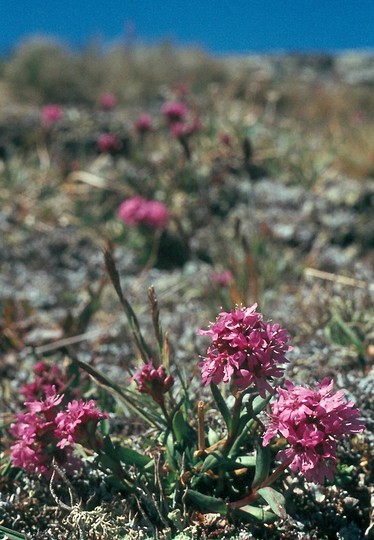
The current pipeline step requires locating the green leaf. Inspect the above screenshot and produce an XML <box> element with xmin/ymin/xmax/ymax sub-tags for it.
<box><xmin>235</xmin><ymin>455</ymin><xmax>256</xmax><ymax>468</ymax></box>
<box><xmin>233</xmin><ymin>504</ymin><xmax>277</xmax><ymax>523</ymax></box>
<box><xmin>165</xmin><ymin>431</ymin><xmax>177</xmax><ymax>471</ymax></box>
<box><xmin>207</xmin><ymin>427</ymin><xmax>220</xmax><ymax>446</ymax></box>
<box><xmin>257</xmin><ymin>487</ymin><xmax>287</xmax><ymax>518</ymax></box>
<box><xmin>187</xmin><ymin>490</ymin><xmax>227</xmax><ymax>514</ymax></box>
<box><xmin>98</xmin><ymin>445</ymin><xmax>127</xmax><ymax>479</ymax></box>
<box><xmin>228</xmin><ymin>394</ymin><xmax>273</xmax><ymax>458</ymax></box>
<box><xmin>172</xmin><ymin>410</ymin><xmax>190</xmax><ymax>444</ymax></box>
<box><xmin>328</xmin><ymin>311</ymin><xmax>365</xmax><ymax>355</ymax></box>
<box><xmin>201</xmin><ymin>451</ymin><xmax>223</xmax><ymax>473</ymax></box>
<box><xmin>0</xmin><ymin>525</ymin><xmax>29</xmax><ymax>539</ymax></box>
<box><xmin>252</xmin><ymin>394</ymin><xmax>272</xmax><ymax>415</ymax></box>
<box><xmin>99</xmin><ymin>417</ymin><xmax>111</xmax><ymax>437</ymax></box>
<box><xmin>114</xmin><ymin>446</ymin><xmax>152</xmax><ymax>468</ymax></box>
<box><xmin>210</xmin><ymin>382</ymin><xmax>232</xmax><ymax>431</ymax></box>
<box><xmin>251</xmin><ymin>444</ymin><xmax>271</xmax><ymax>489</ymax></box>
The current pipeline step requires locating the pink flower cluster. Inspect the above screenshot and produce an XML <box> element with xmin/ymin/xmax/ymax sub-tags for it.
<box><xmin>170</xmin><ymin>119</ymin><xmax>201</xmax><ymax>139</ymax></box>
<box><xmin>132</xmin><ymin>360</ymin><xmax>174</xmax><ymax>405</ymax></box>
<box><xmin>160</xmin><ymin>101</ymin><xmax>188</xmax><ymax>123</ymax></box>
<box><xmin>41</xmin><ymin>104</ymin><xmax>63</xmax><ymax>127</ymax></box>
<box><xmin>118</xmin><ymin>196</ymin><xmax>171</xmax><ymax>230</ymax></box>
<box><xmin>10</xmin><ymin>386</ymin><xmax>107</xmax><ymax>476</ymax></box>
<box><xmin>55</xmin><ymin>399</ymin><xmax>108</xmax><ymax>449</ymax></box>
<box><xmin>263</xmin><ymin>379</ymin><xmax>365</xmax><ymax>483</ymax></box>
<box><xmin>198</xmin><ymin>304</ymin><xmax>291</xmax><ymax>397</ymax></box>
<box><xmin>210</xmin><ymin>269</ymin><xmax>233</xmax><ymax>287</ymax></box>
<box><xmin>133</xmin><ymin>113</ymin><xmax>153</xmax><ymax>134</ymax></box>
<box><xmin>97</xmin><ymin>133</ymin><xmax>123</xmax><ymax>154</ymax></box>
<box><xmin>21</xmin><ymin>361</ymin><xmax>67</xmax><ymax>400</ymax></box>
<box><xmin>98</xmin><ymin>92</ymin><xmax>117</xmax><ymax>110</ymax></box>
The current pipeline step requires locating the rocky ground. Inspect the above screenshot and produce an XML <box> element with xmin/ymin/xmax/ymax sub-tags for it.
<box><xmin>0</xmin><ymin>50</ymin><xmax>373</xmax><ymax>539</ymax></box>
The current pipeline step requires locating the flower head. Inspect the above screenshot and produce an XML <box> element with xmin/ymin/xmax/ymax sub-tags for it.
<box><xmin>134</xmin><ymin>113</ymin><xmax>153</xmax><ymax>134</ymax></box>
<box><xmin>210</xmin><ymin>269</ymin><xmax>233</xmax><ymax>287</ymax></box>
<box><xmin>132</xmin><ymin>360</ymin><xmax>174</xmax><ymax>405</ymax></box>
<box><xmin>10</xmin><ymin>387</ymin><xmax>107</xmax><ymax>476</ymax></box>
<box><xmin>198</xmin><ymin>304</ymin><xmax>291</xmax><ymax>396</ymax></box>
<box><xmin>170</xmin><ymin>119</ymin><xmax>201</xmax><ymax>139</ymax></box>
<box><xmin>25</xmin><ymin>385</ymin><xmax>63</xmax><ymax>420</ymax></box>
<box><xmin>161</xmin><ymin>101</ymin><xmax>188</xmax><ymax>123</ymax></box>
<box><xmin>97</xmin><ymin>133</ymin><xmax>123</xmax><ymax>154</ymax></box>
<box><xmin>55</xmin><ymin>400</ymin><xmax>108</xmax><ymax>449</ymax></box>
<box><xmin>98</xmin><ymin>92</ymin><xmax>117</xmax><ymax>110</ymax></box>
<box><xmin>118</xmin><ymin>196</ymin><xmax>170</xmax><ymax>230</ymax></box>
<box><xmin>21</xmin><ymin>362</ymin><xmax>66</xmax><ymax>400</ymax></box>
<box><xmin>10</xmin><ymin>387</ymin><xmax>69</xmax><ymax>475</ymax></box>
<box><xmin>262</xmin><ymin>379</ymin><xmax>365</xmax><ymax>483</ymax></box>
<box><xmin>41</xmin><ymin>104</ymin><xmax>63</xmax><ymax>127</ymax></box>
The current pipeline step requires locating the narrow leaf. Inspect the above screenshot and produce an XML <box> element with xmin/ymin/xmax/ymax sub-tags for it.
<box><xmin>228</xmin><ymin>394</ymin><xmax>272</xmax><ymax>458</ymax></box>
<box><xmin>100</xmin><ymin>418</ymin><xmax>111</xmax><ymax>437</ymax></box>
<box><xmin>257</xmin><ymin>487</ymin><xmax>287</xmax><ymax>519</ymax></box>
<box><xmin>114</xmin><ymin>446</ymin><xmax>152</xmax><ymax>468</ymax></box>
<box><xmin>172</xmin><ymin>410</ymin><xmax>190</xmax><ymax>444</ymax></box>
<box><xmin>252</xmin><ymin>393</ymin><xmax>272</xmax><ymax>415</ymax></box>
<box><xmin>207</xmin><ymin>427</ymin><xmax>220</xmax><ymax>447</ymax></box>
<box><xmin>201</xmin><ymin>451</ymin><xmax>223</xmax><ymax>473</ymax></box>
<box><xmin>187</xmin><ymin>490</ymin><xmax>227</xmax><ymax>514</ymax></box>
<box><xmin>165</xmin><ymin>431</ymin><xmax>177</xmax><ymax>471</ymax></box>
<box><xmin>235</xmin><ymin>455</ymin><xmax>256</xmax><ymax>468</ymax></box>
<box><xmin>0</xmin><ymin>525</ymin><xmax>29</xmax><ymax>539</ymax></box>
<box><xmin>252</xmin><ymin>443</ymin><xmax>271</xmax><ymax>489</ymax></box>
<box><xmin>234</xmin><ymin>504</ymin><xmax>277</xmax><ymax>523</ymax></box>
<box><xmin>76</xmin><ymin>359</ymin><xmax>162</xmax><ymax>428</ymax></box>
<box><xmin>103</xmin><ymin>249</ymin><xmax>152</xmax><ymax>361</ymax></box>
<box><xmin>210</xmin><ymin>382</ymin><xmax>232</xmax><ymax>431</ymax></box>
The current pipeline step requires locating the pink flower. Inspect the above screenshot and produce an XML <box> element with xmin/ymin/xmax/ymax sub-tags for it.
<box><xmin>134</xmin><ymin>113</ymin><xmax>153</xmax><ymax>134</ymax></box>
<box><xmin>210</xmin><ymin>269</ymin><xmax>233</xmax><ymax>287</ymax></box>
<box><xmin>25</xmin><ymin>385</ymin><xmax>63</xmax><ymax>420</ymax></box>
<box><xmin>10</xmin><ymin>387</ymin><xmax>66</xmax><ymax>475</ymax></box>
<box><xmin>198</xmin><ymin>304</ymin><xmax>291</xmax><ymax>396</ymax></box>
<box><xmin>97</xmin><ymin>133</ymin><xmax>123</xmax><ymax>154</ymax></box>
<box><xmin>21</xmin><ymin>362</ymin><xmax>66</xmax><ymax>400</ymax></box>
<box><xmin>10</xmin><ymin>437</ymin><xmax>50</xmax><ymax>475</ymax></box>
<box><xmin>98</xmin><ymin>92</ymin><xmax>117</xmax><ymax>110</ymax></box>
<box><xmin>170</xmin><ymin>119</ymin><xmax>201</xmax><ymax>139</ymax></box>
<box><xmin>143</xmin><ymin>200</ymin><xmax>171</xmax><ymax>229</ymax></box>
<box><xmin>160</xmin><ymin>101</ymin><xmax>188</xmax><ymax>123</ymax></box>
<box><xmin>41</xmin><ymin>105</ymin><xmax>63</xmax><ymax>127</ymax></box>
<box><xmin>219</xmin><ymin>133</ymin><xmax>232</xmax><ymax>147</ymax></box>
<box><xmin>10</xmin><ymin>388</ymin><xmax>107</xmax><ymax>475</ymax></box>
<box><xmin>262</xmin><ymin>379</ymin><xmax>365</xmax><ymax>483</ymax></box>
<box><xmin>132</xmin><ymin>360</ymin><xmax>174</xmax><ymax>404</ymax></box>
<box><xmin>117</xmin><ymin>196</ymin><xmax>147</xmax><ymax>225</ymax></box>
<box><xmin>118</xmin><ymin>196</ymin><xmax>170</xmax><ymax>230</ymax></box>
<box><xmin>55</xmin><ymin>400</ymin><xmax>108</xmax><ymax>449</ymax></box>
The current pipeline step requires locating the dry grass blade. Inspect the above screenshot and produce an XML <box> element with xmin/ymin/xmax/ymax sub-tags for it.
<box><xmin>303</xmin><ymin>267</ymin><xmax>374</xmax><ymax>291</ymax></box>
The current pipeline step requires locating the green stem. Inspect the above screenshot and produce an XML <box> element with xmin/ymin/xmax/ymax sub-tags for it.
<box><xmin>223</xmin><ymin>392</ymin><xmax>244</xmax><ymax>454</ymax></box>
<box><xmin>159</xmin><ymin>398</ymin><xmax>171</xmax><ymax>427</ymax></box>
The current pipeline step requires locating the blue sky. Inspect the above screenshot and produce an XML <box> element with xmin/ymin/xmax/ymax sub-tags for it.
<box><xmin>1</xmin><ymin>1</ymin><xmax>374</xmax><ymax>56</ymax></box>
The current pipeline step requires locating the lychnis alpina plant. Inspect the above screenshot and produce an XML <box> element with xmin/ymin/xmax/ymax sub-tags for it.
<box><xmin>5</xmin><ymin>251</ymin><xmax>365</xmax><ymax>535</ymax></box>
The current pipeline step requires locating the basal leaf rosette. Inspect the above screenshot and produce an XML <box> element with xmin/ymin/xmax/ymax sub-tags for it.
<box><xmin>262</xmin><ymin>378</ymin><xmax>365</xmax><ymax>483</ymax></box>
<box><xmin>198</xmin><ymin>304</ymin><xmax>292</xmax><ymax>397</ymax></box>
